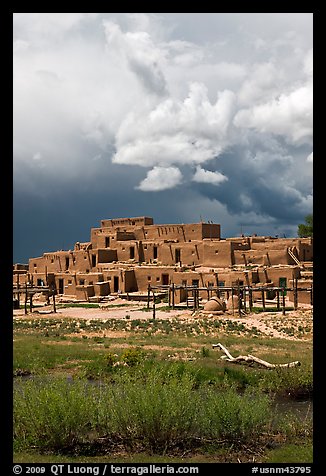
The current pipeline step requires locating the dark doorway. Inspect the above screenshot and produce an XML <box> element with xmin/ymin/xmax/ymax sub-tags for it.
<box><xmin>65</xmin><ymin>257</ymin><xmax>69</xmax><ymax>271</ymax></box>
<box><xmin>162</xmin><ymin>274</ymin><xmax>169</xmax><ymax>285</ymax></box>
<box><xmin>279</xmin><ymin>277</ymin><xmax>287</xmax><ymax>288</ymax></box>
<box><xmin>105</xmin><ymin>237</ymin><xmax>110</xmax><ymax>248</ymax></box>
<box><xmin>92</xmin><ymin>254</ymin><xmax>96</xmax><ymax>268</ymax></box>
<box><xmin>114</xmin><ymin>276</ymin><xmax>119</xmax><ymax>293</ymax></box>
<box><xmin>153</xmin><ymin>245</ymin><xmax>158</xmax><ymax>259</ymax></box>
<box><xmin>58</xmin><ymin>278</ymin><xmax>64</xmax><ymax>294</ymax></box>
<box><xmin>130</xmin><ymin>246</ymin><xmax>135</xmax><ymax>259</ymax></box>
<box><xmin>175</xmin><ymin>248</ymin><xmax>181</xmax><ymax>263</ymax></box>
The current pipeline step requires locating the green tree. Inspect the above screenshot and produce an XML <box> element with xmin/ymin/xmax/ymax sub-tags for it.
<box><xmin>298</xmin><ymin>214</ymin><xmax>313</xmax><ymax>237</ymax></box>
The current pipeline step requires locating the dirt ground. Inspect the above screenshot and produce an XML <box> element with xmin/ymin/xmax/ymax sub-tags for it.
<box><xmin>13</xmin><ymin>297</ymin><xmax>313</xmax><ymax>341</ymax></box>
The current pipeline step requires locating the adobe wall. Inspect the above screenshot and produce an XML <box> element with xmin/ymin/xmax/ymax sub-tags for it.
<box><xmin>202</xmin><ymin>241</ymin><xmax>233</xmax><ymax>267</ymax></box>
<box><xmin>101</xmin><ymin>216</ymin><xmax>154</xmax><ymax>227</ymax></box>
<box><xmin>233</xmin><ymin>249</ymin><xmax>290</xmax><ymax>266</ymax></box>
<box><xmin>254</xmin><ymin>266</ymin><xmax>300</xmax><ymax>285</ymax></box>
<box><xmin>13</xmin><ymin>263</ymin><xmax>29</xmax><ymax>271</ymax></box>
<box><xmin>159</xmin><ymin>241</ymin><xmax>204</xmax><ymax>266</ymax></box>
<box><xmin>94</xmin><ymin>222</ymin><xmax>220</xmax><ymax>244</ymax></box>
<box><xmin>13</xmin><ymin>270</ymin><xmax>29</xmax><ymax>286</ymax></box>
<box><xmin>287</xmin><ymin>279</ymin><xmax>313</xmax><ymax>304</ymax></box>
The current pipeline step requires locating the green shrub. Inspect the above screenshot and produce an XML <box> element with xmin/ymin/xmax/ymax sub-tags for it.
<box><xmin>14</xmin><ymin>372</ymin><xmax>277</xmax><ymax>455</ymax></box>
<box><xmin>120</xmin><ymin>347</ymin><xmax>146</xmax><ymax>366</ymax></box>
<box><xmin>14</xmin><ymin>378</ymin><xmax>97</xmax><ymax>451</ymax></box>
<box><xmin>203</xmin><ymin>387</ymin><xmax>272</xmax><ymax>443</ymax></box>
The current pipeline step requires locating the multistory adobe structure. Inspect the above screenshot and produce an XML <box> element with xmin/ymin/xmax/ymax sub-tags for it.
<box><xmin>13</xmin><ymin>216</ymin><xmax>313</xmax><ymax>304</ymax></box>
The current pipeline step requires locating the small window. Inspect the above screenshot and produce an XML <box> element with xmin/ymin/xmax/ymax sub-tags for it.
<box><xmin>215</xmin><ymin>250</ymin><xmax>218</xmax><ymax>254</ymax></box>
<box><xmin>51</xmin><ymin>259</ymin><xmax>54</xmax><ymax>263</ymax></box>
<box><xmin>156</xmin><ymin>277</ymin><xmax>160</xmax><ymax>282</ymax></box>
<box><xmin>147</xmin><ymin>276</ymin><xmax>151</xmax><ymax>281</ymax></box>
<box><xmin>89</xmin><ymin>281</ymin><xmax>93</xmax><ymax>285</ymax></box>
<box><xmin>79</xmin><ymin>279</ymin><xmax>85</xmax><ymax>285</ymax></box>
<box><xmin>34</xmin><ymin>263</ymin><xmax>37</xmax><ymax>267</ymax></box>
<box><xmin>68</xmin><ymin>280</ymin><xmax>72</xmax><ymax>285</ymax></box>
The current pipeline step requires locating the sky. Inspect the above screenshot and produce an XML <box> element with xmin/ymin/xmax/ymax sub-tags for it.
<box><xmin>13</xmin><ymin>13</ymin><xmax>313</xmax><ymax>263</ymax></box>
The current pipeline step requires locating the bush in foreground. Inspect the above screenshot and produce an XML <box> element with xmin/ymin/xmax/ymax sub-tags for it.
<box><xmin>14</xmin><ymin>371</ymin><xmax>305</xmax><ymax>456</ymax></box>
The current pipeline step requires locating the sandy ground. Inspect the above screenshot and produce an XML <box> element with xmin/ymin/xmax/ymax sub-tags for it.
<box><xmin>13</xmin><ymin>298</ymin><xmax>313</xmax><ymax>341</ymax></box>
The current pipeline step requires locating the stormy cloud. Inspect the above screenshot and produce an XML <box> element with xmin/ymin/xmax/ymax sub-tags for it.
<box><xmin>13</xmin><ymin>13</ymin><xmax>313</xmax><ymax>263</ymax></box>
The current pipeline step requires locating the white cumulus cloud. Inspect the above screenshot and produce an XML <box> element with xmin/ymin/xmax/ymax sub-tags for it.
<box><xmin>192</xmin><ymin>166</ymin><xmax>228</xmax><ymax>185</ymax></box>
<box><xmin>137</xmin><ymin>166</ymin><xmax>182</xmax><ymax>191</ymax></box>
<box><xmin>113</xmin><ymin>83</ymin><xmax>236</xmax><ymax>168</ymax></box>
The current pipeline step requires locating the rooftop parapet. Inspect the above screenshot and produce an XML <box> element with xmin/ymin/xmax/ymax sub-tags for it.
<box><xmin>101</xmin><ymin>217</ymin><xmax>154</xmax><ymax>228</ymax></box>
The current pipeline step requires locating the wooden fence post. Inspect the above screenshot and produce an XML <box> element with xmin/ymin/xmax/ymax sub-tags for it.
<box><xmin>152</xmin><ymin>291</ymin><xmax>156</xmax><ymax>319</ymax></box>
<box><xmin>147</xmin><ymin>284</ymin><xmax>151</xmax><ymax>309</ymax></box>
<box><xmin>294</xmin><ymin>278</ymin><xmax>298</xmax><ymax>310</ymax></box>
<box><xmin>24</xmin><ymin>283</ymin><xmax>28</xmax><ymax>315</ymax></box>
<box><xmin>282</xmin><ymin>292</ymin><xmax>286</xmax><ymax>315</ymax></box>
<box><xmin>261</xmin><ymin>289</ymin><xmax>266</xmax><ymax>311</ymax></box>
<box><xmin>249</xmin><ymin>288</ymin><xmax>253</xmax><ymax>312</ymax></box>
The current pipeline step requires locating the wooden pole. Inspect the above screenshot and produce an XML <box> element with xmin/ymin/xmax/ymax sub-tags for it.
<box><xmin>231</xmin><ymin>287</ymin><xmax>235</xmax><ymax>316</ymax></box>
<box><xmin>29</xmin><ymin>293</ymin><xmax>33</xmax><ymax>313</ymax></box>
<box><xmin>216</xmin><ymin>276</ymin><xmax>220</xmax><ymax>298</ymax></box>
<box><xmin>152</xmin><ymin>291</ymin><xmax>156</xmax><ymax>319</ymax></box>
<box><xmin>186</xmin><ymin>285</ymin><xmax>189</xmax><ymax>308</ymax></box>
<box><xmin>172</xmin><ymin>282</ymin><xmax>175</xmax><ymax>309</ymax></box>
<box><xmin>261</xmin><ymin>289</ymin><xmax>266</xmax><ymax>311</ymax></box>
<box><xmin>53</xmin><ymin>292</ymin><xmax>56</xmax><ymax>313</ymax></box>
<box><xmin>294</xmin><ymin>278</ymin><xmax>298</xmax><ymax>310</ymax></box>
<box><xmin>276</xmin><ymin>289</ymin><xmax>280</xmax><ymax>311</ymax></box>
<box><xmin>147</xmin><ymin>284</ymin><xmax>151</xmax><ymax>309</ymax></box>
<box><xmin>24</xmin><ymin>283</ymin><xmax>28</xmax><ymax>315</ymax></box>
<box><xmin>282</xmin><ymin>291</ymin><xmax>286</xmax><ymax>315</ymax></box>
<box><xmin>193</xmin><ymin>287</ymin><xmax>196</xmax><ymax>310</ymax></box>
<box><xmin>249</xmin><ymin>287</ymin><xmax>253</xmax><ymax>312</ymax></box>
<box><xmin>243</xmin><ymin>287</ymin><xmax>247</xmax><ymax>312</ymax></box>
<box><xmin>237</xmin><ymin>282</ymin><xmax>241</xmax><ymax>317</ymax></box>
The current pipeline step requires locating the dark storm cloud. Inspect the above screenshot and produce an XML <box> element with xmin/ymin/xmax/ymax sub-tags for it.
<box><xmin>13</xmin><ymin>13</ymin><xmax>313</xmax><ymax>262</ymax></box>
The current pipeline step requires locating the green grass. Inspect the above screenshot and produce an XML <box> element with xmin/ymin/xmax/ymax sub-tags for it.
<box><xmin>13</xmin><ymin>316</ymin><xmax>313</xmax><ymax>395</ymax></box>
<box><xmin>13</xmin><ymin>374</ymin><xmax>271</xmax><ymax>454</ymax></box>
<box><xmin>13</xmin><ymin>373</ymin><xmax>312</xmax><ymax>460</ymax></box>
<box><xmin>265</xmin><ymin>443</ymin><xmax>313</xmax><ymax>463</ymax></box>
<box><xmin>13</xmin><ymin>314</ymin><xmax>313</xmax><ymax>462</ymax></box>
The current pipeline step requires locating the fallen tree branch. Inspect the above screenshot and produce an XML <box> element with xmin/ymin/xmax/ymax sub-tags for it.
<box><xmin>212</xmin><ymin>343</ymin><xmax>301</xmax><ymax>368</ymax></box>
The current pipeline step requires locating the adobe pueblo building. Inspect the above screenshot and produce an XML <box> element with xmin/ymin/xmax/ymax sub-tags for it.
<box><xmin>13</xmin><ymin>216</ymin><xmax>313</xmax><ymax>306</ymax></box>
